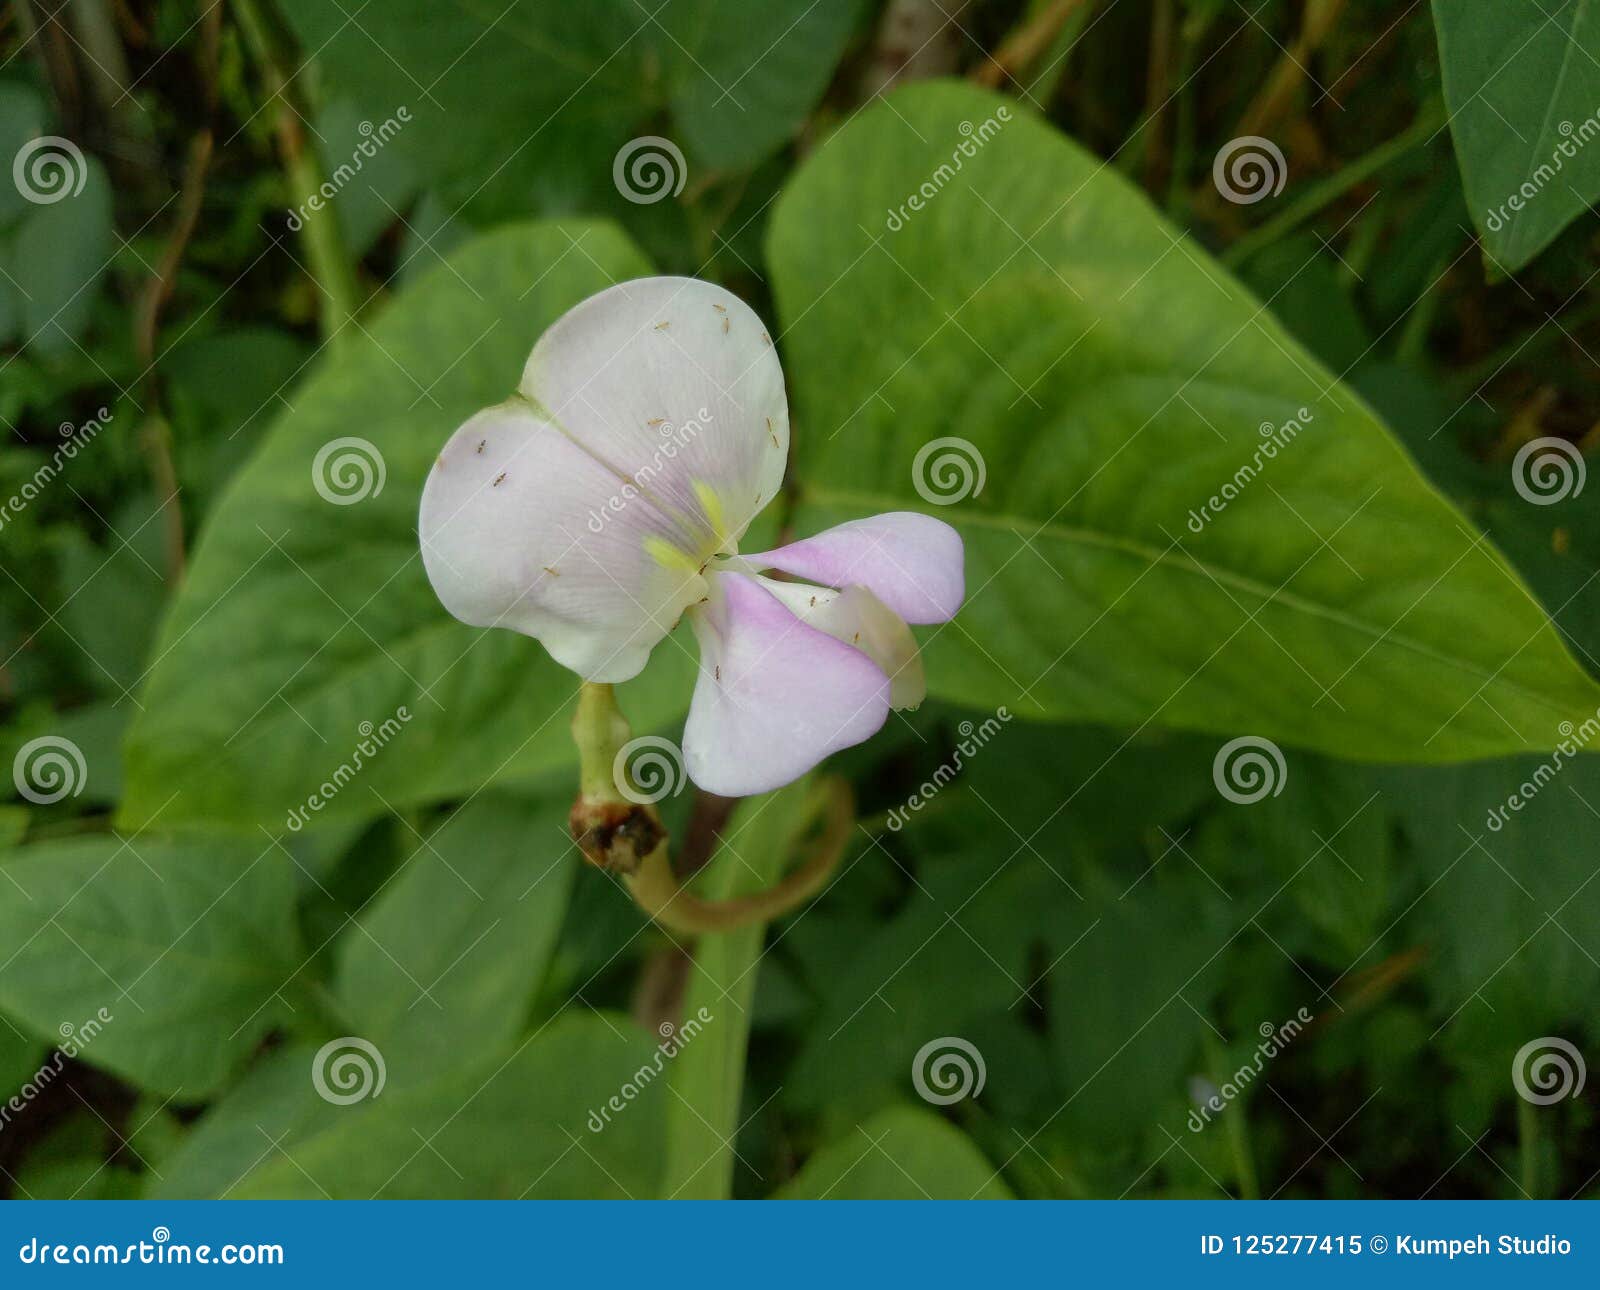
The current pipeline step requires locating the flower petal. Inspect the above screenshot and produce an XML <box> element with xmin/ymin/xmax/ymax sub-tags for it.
<box><xmin>743</xmin><ymin>512</ymin><xmax>964</xmax><ymax>624</ymax></box>
<box><xmin>756</xmin><ymin>577</ymin><xmax>925</xmax><ymax>710</ymax></box>
<box><xmin>419</xmin><ymin>401</ymin><xmax>707</xmax><ymax>683</ymax></box>
<box><xmin>683</xmin><ymin>572</ymin><xmax>889</xmax><ymax>796</ymax></box>
<box><xmin>519</xmin><ymin>276</ymin><xmax>788</xmax><ymax>559</ymax></box>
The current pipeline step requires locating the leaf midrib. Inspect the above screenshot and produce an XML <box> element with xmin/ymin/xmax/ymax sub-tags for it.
<box><xmin>804</xmin><ymin>485</ymin><xmax>1581</xmax><ymax>718</ymax></box>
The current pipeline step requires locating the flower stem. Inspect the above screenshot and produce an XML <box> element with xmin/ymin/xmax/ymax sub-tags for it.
<box><xmin>567</xmin><ymin>683</ymin><xmax>851</xmax><ymax>933</ymax></box>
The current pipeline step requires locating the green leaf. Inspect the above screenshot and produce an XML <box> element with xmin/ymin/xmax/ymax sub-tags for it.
<box><xmin>278</xmin><ymin>1</ymin><xmax>861</xmax><ymax>220</ymax></box>
<box><xmin>227</xmin><ymin>1012</ymin><xmax>666</xmax><ymax>1198</ymax></box>
<box><xmin>1047</xmin><ymin>867</ymin><xmax>1232</xmax><ymax>1144</ymax></box>
<box><xmin>121</xmin><ymin>221</ymin><xmax>694</xmax><ymax>831</ymax></box>
<box><xmin>10</xmin><ymin>157</ymin><xmax>113</xmax><ymax>354</ymax></box>
<box><xmin>153</xmin><ymin>1042</ymin><xmax>335</xmax><ymax>1199</ymax></box>
<box><xmin>661</xmin><ymin>0</ymin><xmax>868</xmax><ymax>169</ymax></box>
<box><xmin>0</xmin><ymin>836</ymin><xmax>302</xmax><ymax>1097</ymax></box>
<box><xmin>776</xmin><ymin>1105</ymin><xmax>1011</xmax><ymax>1198</ymax></box>
<box><xmin>1380</xmin><ymin>755</ymin><xmax>1600</xmax><ymax>1045</ymax></box>
<box><xmin>768</xmin><ymin>81</ymin><xmax>1600</xmax><ymax>761</ymax></box>
<box><xmin>662</xmin><ymin>779</ymin><xmax>819</xmax><ymax>1199</ymax></box>
<box><xmin>1433</xmin><ymin>0</ymin><xmax>1600</xmax><ymax>269</ymax></box>
<box><xmin>336</xmin><ymin>790</ymin><xmax>577</xmax><ymax>1090</ymax></box>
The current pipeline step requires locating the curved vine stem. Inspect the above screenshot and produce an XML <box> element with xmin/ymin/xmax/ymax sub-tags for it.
<box><xmin>568</xmin><ymin>683</ymin><xmax>852</xmax><ymax>934</ymax></box>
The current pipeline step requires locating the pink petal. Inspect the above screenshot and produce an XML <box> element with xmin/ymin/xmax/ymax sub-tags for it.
<box><xmin>683</xmin><ymin>572</ymin><xmax>890</xmax><ymax>796</ymax></box>
<box><xmin>744</xmin><ymin>512</ymin><xmax>964</xmax><ymax>624</ymax></box>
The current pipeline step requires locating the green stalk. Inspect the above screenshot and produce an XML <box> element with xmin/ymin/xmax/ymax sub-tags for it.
<box><xmin>234</xmin><ymin>0</ymin><xmax>361</xmax><ymax>337</ymax></box>
<box><xmin>1518</xmin><ymin>1098</ymin><xmax>1541</xmax><ymax>1198</ymax></box>
<box><xmin>1222</xmin><ymin>101</ymin><xmax>1446</xmax><ymax>269</ymax></box>
<box><xmin>662</xmin><ymin>779</ymin><xmax>846</xmax><ymax>1199</ymax></box>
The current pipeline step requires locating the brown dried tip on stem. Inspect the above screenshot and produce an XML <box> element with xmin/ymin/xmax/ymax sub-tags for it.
<box><xmin>569</xmin><ymin>797</ymin><xmax>666</xmax><ymax>875</ymax></box>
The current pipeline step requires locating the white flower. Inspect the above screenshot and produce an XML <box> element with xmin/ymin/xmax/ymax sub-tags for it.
<box><xmin>420</xmin><ymin>277</ymin><xmax>964</xmax><ymax>795</ymax></box>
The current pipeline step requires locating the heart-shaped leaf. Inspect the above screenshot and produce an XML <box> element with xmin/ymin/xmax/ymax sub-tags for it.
<box><xmin>121</xmin><ymin>222</ymin><xmax>694</xmax><ymax>831</ymax></box>
<box><xmin>770</xmin><ymin>82</ymin><xmax>1600</xmax><ymax>761</ymax></box>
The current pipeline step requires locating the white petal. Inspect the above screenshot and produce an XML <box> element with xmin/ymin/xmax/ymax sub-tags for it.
<box><xmin>519</xmin><ymin>276</ymin><xmax>788</xmax><ymax>560</ymax></box>
<box><xmin>756</xmin><ymin>576</ymin><xmax>925</xmax><ymax>709</ymax></box>
<box><xmin>419</xmin><ymin>401</ymin><xmax>707</xmax><ymax>682</ymax></box>
<box><xmin>683</xmin><ymin>573</ymin><xmax>889</xmax><ymax>796</ymax></box>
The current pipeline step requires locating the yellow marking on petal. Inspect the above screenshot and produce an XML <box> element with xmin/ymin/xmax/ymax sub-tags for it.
<box><xmin>693</xmin><ymin>481</ymin><xmax>730</xmax><ymax>548</ymax></box>
<box><xmin>645</xmin><ymin>536</ymin><xmax>701</xmax><ymax>577</ymax></box>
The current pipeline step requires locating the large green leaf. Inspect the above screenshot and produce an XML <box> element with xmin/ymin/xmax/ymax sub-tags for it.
<box><xmin>227</xmin><ymin>1013</ymin><xmax>666</xmax><ymax>1198</ymax></box>
<box><xmin>0</xmin><ymin>836</ymin><xmax>301</xmax><ymax>1097</ymax></box>
<box><xmin>278</xmin><ymin>1</ymin><xmax>863</xmax><ymax>219</ymax></box>
<box><xmin>776</xmin><ymin>1105</ymin><xmax>1011</xmax><ymax>1199</ymax></box>
<box><xmin>769</xmin><ymin>81</ymin><xmax>1600</xmax><ymax>761</ymax></box>
<box><xmin>336</xmin><ymin>791</ymin><xmax>577</xmax><ymax>1089</ymax></box>
<box><xmin>1433</xmin><ymin>0</ymin><xmax>1600</xmax><ymax>269</ymax></box>
<box><xmin>121</xmin><ymin>222</ymin><xmax>694</xmax><ymax>831</ymax></box>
